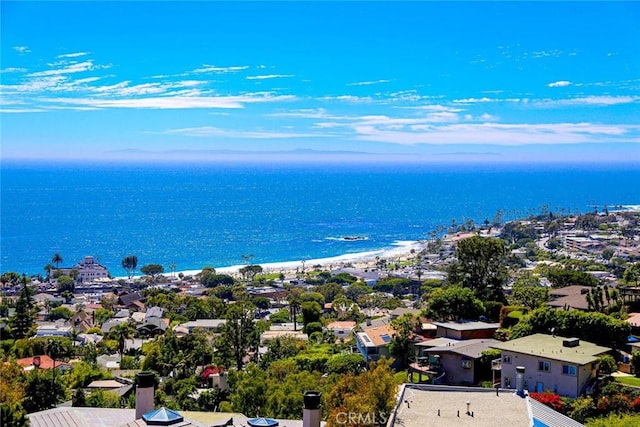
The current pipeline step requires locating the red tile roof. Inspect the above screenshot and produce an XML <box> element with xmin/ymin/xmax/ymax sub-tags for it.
<box><xmin>16</xmin><ymin>355</ymin><xmax>70</xmax><ymax>370</ymax></box>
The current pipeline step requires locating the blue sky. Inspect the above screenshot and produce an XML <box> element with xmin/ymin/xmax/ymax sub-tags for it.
<box><xmin>1</xmin><ymin>1</ymin><xmax>639</xmax><ymax>163</ymax></box>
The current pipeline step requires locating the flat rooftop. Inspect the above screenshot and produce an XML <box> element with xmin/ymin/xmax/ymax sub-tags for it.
<box><xmin>391</xmin><ymin>385</ymin><xmax>530</xmax><ymax>427</ymax></box>
<box><xmin>432</xmin><ymin>321</ymin><xmax>500</xmax><ymax>331</ymax></box>
<box><xmin>491</xmin><ymin>333</ymin><xmax>611</xmax><ymax>365</ymax></box>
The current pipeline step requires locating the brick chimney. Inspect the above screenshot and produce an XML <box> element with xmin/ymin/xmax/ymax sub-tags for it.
<box><xmin>135</xmin><ymin>371</ymin><xmax>155</xmax><ymax>420</ymax></box>
<box><xmin>303</xmin><ymin>391</ymin><xmax>321</xmax><ymax>427</ymax></box>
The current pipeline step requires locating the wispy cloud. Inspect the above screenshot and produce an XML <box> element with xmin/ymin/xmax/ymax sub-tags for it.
<box><xmin>13</xmin><ymin>46</ymin><xmax>31</xmax><ymax>54</ymax></box>
<box><xmin>352</xmin><ymin>122</ymin><xmax>640</xmax><ymax>145</ymax></box>
<box><xmin>28</xmin><ymin>60</ymin><xmax>107</xmax><ymax>77</ymax></box>
<box><xmin>347</xmin><ymin>79</ymin><xmax>391</xmax><ymax>86</ymax></box>
<box><xmin>57</xmin><ymin>52</ymin><xmax>90</xmax><ymax>58</ymax></box>
<box><xmin>43</xmin><ymin>94</ymin><xmax>296</xmax><ymax>110</ymax></box>
<box><xmin>161</xmin><ymin>126</ymin><xmax>323</xmax><ymax>139</ymax></box>
<box><xmin>0</xmin><ymin>67</ymin><xmax>27</xmax><ymax>74</ymax></box>
<box><xmin>191</xmin><ymin>65</ymin><xmax>249</xmax><ymax>74</ymax></box>
<box><xmin>246</xmin><ymin>74</ymin><xmax>294</xmax><ymax>80</ymax></box>
<box><xmin>548</xmin><ymin>80</ymin><xmax>572</xmax><ymax>88</ymax></box>
<box><xmin>537</xmin><ymin>95</ymin><xmax>640</xmax><ymax>107</ymax></box>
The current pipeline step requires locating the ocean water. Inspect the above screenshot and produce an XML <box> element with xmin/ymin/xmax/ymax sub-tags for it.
<box><xmin>1</xmin><ymin>161</ymin><xmax>639</xmax><ymax>277</ymax></box>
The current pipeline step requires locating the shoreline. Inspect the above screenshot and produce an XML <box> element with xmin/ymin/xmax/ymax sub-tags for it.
<box><xmin>120</xmin><ymin>240</ymin><xmax>429</xmax><ymax>280</ymax></box>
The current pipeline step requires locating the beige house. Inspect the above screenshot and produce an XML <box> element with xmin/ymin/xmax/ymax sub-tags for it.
<box><xmin>492</xmin><ymin>334</ymin><xmax>611</xmax><ymax>398</ymax></box>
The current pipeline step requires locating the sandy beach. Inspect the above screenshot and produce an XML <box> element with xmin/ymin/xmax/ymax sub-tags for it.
<box><xmin>142</xmin><ymin>240</ymin><xmax>429</xmax><ymax>280</ymax></box>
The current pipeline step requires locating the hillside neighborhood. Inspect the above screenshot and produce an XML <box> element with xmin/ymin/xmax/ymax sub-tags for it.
<box><xmin>2</xmin><ymin>207</ymin><xmax>640</xmax><ymax>427</ymax></box>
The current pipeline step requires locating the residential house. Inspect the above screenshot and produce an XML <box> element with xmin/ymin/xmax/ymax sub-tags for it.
<box><xmin>177</xmin><ymin>319</ymin><xmax>227</xmax><ymax>334</ymax></box>
<box><xmin>547</xmin><ymin>285</ymin><xmax>611</xmax><ymax>311</ymax></box>
<box><xmin>117</xmin><ymin>292</ymin><xmax>145</xmax><ymax>310</ymax></box>
<box><xmin>355</xmin><ymin>323</ymin><xmax>394</xmax><ymax>364</ymax></box>
<box><xmin>432</xmin><ymin>321</ymin><xmax>500</xmax><ymax>340</ymax></box>
<box><xmin>422</xmin><ymin>338</ymin><xmax>501</xmax><ymax>386</ymax></box>
<box><xmin>491</xmin><ymin>334</ymin><xmax>611</xmax><ymax>398</ymax></box>
<box><xmin>325</xmin><ymin>320</ymin><xmax>356</xmax><ymax>340</ymax></box>
<box><xmin>16</xmin><ymin>355</ymin><xmax>71</xmax><ymax>371</ymax></box>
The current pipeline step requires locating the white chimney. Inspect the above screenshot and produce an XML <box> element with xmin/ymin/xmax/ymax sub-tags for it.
<box><xmin>135</xmin><ymin>371</ymin><xmax>155</xmax><ymax>420</ymax></box>
<box><xmin>515</xmin><ymin>366</ymin><xmax>526</xmax><ymax>397</ymax></box>
<box><xmin>303</xmin><ymin>391</ymin><xmax>322</xmax><ymax>427</ymax></box>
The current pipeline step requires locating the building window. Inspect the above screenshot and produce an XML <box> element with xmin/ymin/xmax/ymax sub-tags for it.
<box><xmin>503</xmin><ymin>355</ymin><xmax>512</xmax><ymax>364</ymax></box>
<box><xmin>538</xmin><ymin>361</ymin><xmax>551</xmax><ymax>372</ymax></box>
<box><xmin>562</xmin><ymin>364</ymin><xmax>577</xmax><ymax>376</ymax></box>
<box><xmin>461</xmin><ymin>359</ymin><xmax>472</xmax><ymax>369</ymax></box>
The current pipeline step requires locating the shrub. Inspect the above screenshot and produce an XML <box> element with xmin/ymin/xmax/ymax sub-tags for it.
<box><xmin>530</xmin><ymin>391</ymin><xmax>564</xmax><ymax>411</ymax></box>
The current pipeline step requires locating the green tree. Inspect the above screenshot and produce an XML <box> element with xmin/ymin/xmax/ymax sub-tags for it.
<box><xmin>228</xmin><ymin>363</ymin><xmax>268</xmax><ymax>417</ymax></box>
<box><xmin>217</xmin><ymin>302</ymin><xmax>260</xmax><ymax>369</ymax></box>
<box><xmin>325</xmin><ymin>357</ymin><xmax>397</xmax><ymax>427</ymax></box>
<box><xmin>287</xmin><ymin>289</ymin><xmax>303</xmax><ymax>332</ymax></box>
<box><xmin>426</xmin><ymin>286</ymin><xmax>485</xmax><ymax>321</ymax></box>
<box><xmin>301</xmin><ymin>301</ymin><xmax>321</xmax><ymax>327</ymax></box>
<box><xmin>110</xmin><ymin>322</ymin><xmax>135</xmax><ymax>365</ymax></box>
<box><xmin>56</xmin><ymin>275</ymin><xmax>75</xmax><ymax>293</ymax></box>
<box><xmin>510</xmin><ymin>307</ymin><xmax>630</xmax><ymax>350</ymax></box>
<box><xmin>239</xmin><ymin>265</ymin><xmax>263</xmax><ymax>282</ymax></box>
<box><xmin>389</xmin><ymin>313</ymin><xmax>415</xmax><ymax>369</ymax></box>
<box><xmin>140</xmin><ymin>264</ymin><xmax>164</xmax><ymax>278</ymax></box>
<box><xmin>345</xmin><ymin>282</ymin><xmax>372</xmax><ymax>301</ymax></box>
<box><xmin>546</xmin><ymin>267</ymin><xmax>599</xmax><ymax>288</ymax></box>
<box><xmin>623</xmin><ymin>263</ymin><xmax>640</xmax><ymax>286</ymax></box>
<box><xmin>10</xmin><ymin>277</ymin><xmax>36</xmax><ymax>339</ymax></box>
<box><xmin>23</xmin><ymin>368</ymin><xmax>67</xmax><ymax>412</ymax></box>
<box><xmin>52</xmin><ymin>253</ymin><xmax>63</xmax><ymax>268</ymax></box>
<box><xmin>449</xmin><ymin>236</ymin><xmax>509</xmax><ymax>301</ymax></box>
<box><xmin>509</xmin><ymin>273</ymin><xmax>549</xmax><ymax>310</ymax></box>
<box><xmin>597</xmin><ymin>354</ymin><xmax>617</xmax><ymax>376</ymax></box>
<box><xmin>121</xmin><ymin>255</ymin><xmax>138</xmax><ymax>279</ymax></box>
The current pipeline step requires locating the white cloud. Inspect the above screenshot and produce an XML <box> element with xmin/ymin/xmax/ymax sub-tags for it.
<box><xmin>43</xmin><ymin>94</ymin><xmax>296</xmax><ymax>109</ymax></box>
<box><xmin>28</xmin><ymin>60</ymin><xmax>105</xmax><ymax>77</ymax></box>
<box><xmin>351</xmin><ymin>122</ymin><xmax>640</xmax><ymax>146</ymax></box>
<box><xmin>548</xmin><ymin>81</ymin><xmax>572</xmax><ymax>88</ymax></box>
<box><xmin>191</xmin><ymin>65</ymin><xmax>249</xmax><ymax>74</ymax></box>
<box><xmin>0</xmin><ymin>108</ymin><xmax>46</xmax><ymax>113</ymax></box>
<box><xmin>13</xmin><ymin>46</ymin><xmax>31</xmax><ymax>54</ymax></box>
<box><xmin>346</xmin><ymin>79</ymin><xmax>391</xmax><ymax>86</ymax></box>
<box><xmin>537</xmin><ymin>95</ymin><xmax>640</xmax><ymax>107</ymax></box>
<box><xmin>161</xmin><ymin>126</ymin><xmax>322</xmax><ymax>139</ymax></box>
<box><xmin>403</xmin><ymin>105</ymin><xmax>463</xmax><ymax>113</ymax></box>
<box><xmin>246</xmin><ymin>74</ymin><xmax>294</xmax><ymax>80</ymax></box>
<box><xmin>0</xmin><ymin>67</ymin><xmax>27</xmax><ymax>73</ymax></box>
<box><xmin>57</xmin><ymin>52</ymin><xmax>90</xmax><ymax>58</ymax></box>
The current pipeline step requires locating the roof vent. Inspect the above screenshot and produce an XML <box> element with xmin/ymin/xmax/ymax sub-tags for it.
<box><xmin>563</xmin><ymin>338</ymin><xmax>580</xmax><ymax>348</ymax></box>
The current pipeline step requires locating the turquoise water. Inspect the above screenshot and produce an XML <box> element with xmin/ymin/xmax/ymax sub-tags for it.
<box><xmin>1</xmin><ymin>161</ymin><xmax>638</xmax><ymax>277</ymax></box>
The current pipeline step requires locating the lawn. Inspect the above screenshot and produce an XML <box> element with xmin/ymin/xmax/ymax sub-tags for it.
<box><xmin>613</xmin><ymin>375</ymin><xmax>640</xmax><ymax>387</ymax></box>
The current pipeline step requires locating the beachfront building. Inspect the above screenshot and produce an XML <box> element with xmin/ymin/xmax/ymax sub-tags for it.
<box><xmin>56</xmin><ymin>256</ymin><xmax>110</xmax><ymax>283</ymax></box>
<box><xmin>491</xmin><ymin>334</ymin><xmax>611</xmax><ymax>398</ymax></box>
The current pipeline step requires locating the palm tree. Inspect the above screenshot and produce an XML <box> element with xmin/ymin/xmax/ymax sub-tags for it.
<box><xmin>169</xmin><ymin>263</ymin><xmax>177</xmax><ymax>277</ymax></box>
<box><xmin>287</xmin><ymin>291</ymin><xmax>302</xmax><ymax>332</ymax></box>
<box><xmin>52</xmin><ymin>253</ymin><xmax>63</xmax><ymax>269</ymax></box>
<box><xmin>44</xmin><ymin>264</ymin><xmax>53</xmax><ymax>283</ymax></box>
<box><xmin>111</xmin><ymin>322</ymin><xmax>135</xmax><ymax>365</ymax></box>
